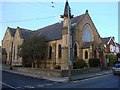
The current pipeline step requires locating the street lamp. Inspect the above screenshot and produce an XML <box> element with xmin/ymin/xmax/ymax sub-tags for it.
<box><xmin>67</xmin><ymin>4</ymin><xmax>72</xmax><ymax>82</ymax></box>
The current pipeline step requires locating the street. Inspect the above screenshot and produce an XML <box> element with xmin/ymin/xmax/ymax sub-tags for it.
<box><xmin>1</xmin><ymin>70</ymin><xmax>120</xmax><ymax>89</ymax></box>
<box><xmin>2</xmin><ymin>70</ymin><xmax>58</xmax><ymax>89</ymax></box>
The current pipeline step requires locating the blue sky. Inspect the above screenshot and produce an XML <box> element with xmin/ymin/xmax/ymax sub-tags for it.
<box><xmin>118</xmin><ymin>1</ymin><xmax>120</xmax><ymax>43</ymax></box>
<box><xmin>0</xmin><ymin>1</ymin><xmax>118</xmax><ymax>46</ymax></box>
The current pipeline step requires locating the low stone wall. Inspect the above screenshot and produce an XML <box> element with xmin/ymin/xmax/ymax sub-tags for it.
<box><xmin>14</xmin><ymin>67</ymin><xmax>62</xmax><ymax>77</ymax></box>
<box><xmin>13</xmin><ymin>67</ymin><xmax>101</xmax><ymax>77</ymax></box>
<box><xmin>62</xmin><ymin>68</ymin><xmax>101</xmax><ymax>77</ymax></box>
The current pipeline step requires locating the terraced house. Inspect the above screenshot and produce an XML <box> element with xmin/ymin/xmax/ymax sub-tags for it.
<box><xmin>2</xmin><ymin>1</ymin><xmax>106</xmax><ymax>70</ymax></box>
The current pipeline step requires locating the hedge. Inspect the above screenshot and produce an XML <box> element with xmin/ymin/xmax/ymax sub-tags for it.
<box><xmin>89</xmin><ymin>58</ymin><xmax>101</xmax><ymax>67</ymax></box>
<box><xmin>73</xmin><ymin>60</ymin><xmax>88</xmax><ymax>69</ymax></box>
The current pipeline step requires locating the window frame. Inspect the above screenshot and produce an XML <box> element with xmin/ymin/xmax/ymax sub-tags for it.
<box><xmin>83</xmin><ymin>25</ymin><xmax>92</xmax><ymax>42</ymax></box>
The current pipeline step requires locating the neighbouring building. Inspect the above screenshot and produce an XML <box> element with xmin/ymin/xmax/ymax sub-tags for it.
<box><xmin>102</xmin><ymin>37</ymin><xmax>120</xmax><ymax>55</ymax></box>
<box><xmin>2</xmin><ymin>1</ymin><xmax>106</xmax><ymax>70</ymax></box>
<box><xmin>116</xmin><ymin>43</ymin><xmax>120</xmax><ymax>53</ymax></box>
<box><xmin>0</xmin><ymin>46</ymin><xmax>1</xmax><ymax>60</ymax></box>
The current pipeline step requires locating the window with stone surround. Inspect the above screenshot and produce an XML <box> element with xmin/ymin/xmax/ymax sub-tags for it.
<box><xmin>13</xmin><ymin>46</ymin><xmax>15</xmax><ymax>60</ymax></box>
<box><xmin>49</xmin><ymin>46</ymin><xmax>52</xmax><ymax>59</ymax></box>
<box><xmin>74</xmin><ymin>43</ymin><xmax>77</xmax><ymax>58</ymax></box>
<box><xmin>85</xmin><ymin>50</ymin><xmax>88</xmax><ymax>59</ymax></box>
<box><xmin>58</xmin><ymin>44</ymin><xmax>62</xmax><ymax>58</ymax></box>
<box><xmin>83</xmin><ymin>25</ymin><xmax>92</xmax><ymax>42</ymax></box>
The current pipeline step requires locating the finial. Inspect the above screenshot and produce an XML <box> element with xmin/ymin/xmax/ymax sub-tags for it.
<box><xmin>7</xmin><ymin>26</ymin><xmax>10</xmax><ymax>29</ymax></box>
<box><xmin>86</xmin><ymin>9</ymin><xmax>88</xmax><ymax>13</ymax></box>
<box><xmin>60</xmin><ymin>0</ymin><xmax>73</xmax><ymax>18</ymax></box>
<box><xmin>17</xmin><ymin>26</ymin><xmax>20</xmax><ymax>29</ymax></box>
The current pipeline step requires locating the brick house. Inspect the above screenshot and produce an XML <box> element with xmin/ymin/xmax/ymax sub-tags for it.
<box><xmin>2</xmin><ymin>1</ymin><xmax>105</xmax><ymax>69</ymax></box>
<box><xmin>101</xmin><ymin>37</ymin><xmax>120</xmax><ymax>54</ymax></box>
<box><xmin>0</xmin><ymin>46</ymin><xmax>1</xmax><ymax>60</ymax></box>
<box><xmin>116</xmin><ymin>43</ymin><xmax>120</xmax><ymax>54</ymax></box>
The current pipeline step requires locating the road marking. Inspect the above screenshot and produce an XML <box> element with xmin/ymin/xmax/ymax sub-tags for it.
<box><xmin>46</xmin><ymin>83</ymin><xmax>53</xmax><ymax>86</ymax></box>
<box><xmin>95</xmin><ymin>73</ymin><xmax>102</xmax><ymax>75</ymax></box>
<box><xmin>24</xmin><ymin>85</ymin><xmax>35</xmax><ymax>88</ymax></box>
<box><xmin>81</xmin><ymin>74</ymin><xmax>111</xmax><ymax>82</ymax></box>
<box><xmin>0</xmin><ymin>81</ymin><xmax>16</xmax><ymax>89</ymax></box>
<box><xmin>15</xmin><ymin>87</ymin><xmax>22</xmax><ymax>89</ymax></box>
<box><xmin>72</xmin><ymin>74</ymin><xmax>111</xmax><ymax>83</ymax></box>
<box><xmin>38</xmin><ymin>84</ymin><xmax>45</xmax><ymax>87</ymax></box>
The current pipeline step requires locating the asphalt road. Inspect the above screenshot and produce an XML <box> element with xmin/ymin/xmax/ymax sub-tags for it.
<box><xmin>44</xmin><ymin>74</ymin><xmax>119</xmax><ymax>88</ymax></box>
<box><xmin>2</xmin><ymin>70</ymin><xmax>58</xmax><ymax>89</ymax></box>
<box><xmin>1</xmin><ymin>70</ymin><xmax>120</xmax><ymax>89</ymax></box>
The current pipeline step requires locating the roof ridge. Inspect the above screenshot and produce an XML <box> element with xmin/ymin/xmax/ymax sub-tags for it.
<box><xmin>8</xmin><ymin>27</ymin><xmax>16</xmax><ymax>37</ymax></box>
<box><xmin>101</xmin><ymin>36</ymin><xmax>113</xmax><ymax>39</ymax></box>
<box><xmin>35</xmin><ymin>21</ymin><xmax>63</xmax><ymax>31</ymax></box>
<box><xmin>36</xmin><ymin>14</ymin><xmax>84</xmax><ymax>31</ymax></box>
<box><xmin>17</xmin><ymin>27</ymin><xmax>32</xmax><ymax>31</ymax></box>
<box><xmin>8</xmin><ymin>27</ymin><xmax>16</xmax><ymax>30</ymax></box>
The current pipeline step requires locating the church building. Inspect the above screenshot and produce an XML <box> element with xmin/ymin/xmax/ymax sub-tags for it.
<box><xmin>2</xmin><ymin>1</ymin><xmax>105</xmax><ymax>70</ymax></box>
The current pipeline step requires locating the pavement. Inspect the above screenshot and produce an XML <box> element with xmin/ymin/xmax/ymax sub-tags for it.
<box><xmin>1</xmin><ymin>63</ymin><xmax>112</xmax><ymax>83</ymax></box>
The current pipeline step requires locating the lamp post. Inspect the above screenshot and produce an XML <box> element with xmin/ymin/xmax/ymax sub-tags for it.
<box><xmin>67</xmin><ymin>5</ymin><xmax>72</xmax><ymax>82</ymax></box>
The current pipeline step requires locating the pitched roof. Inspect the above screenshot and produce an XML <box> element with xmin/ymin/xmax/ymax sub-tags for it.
<box><xmin>101</xmin><ymin>37</ymin><xmax>111</xmax><ymax>44</ymax></box>
<box><xmin>18</xmin><ymin>27</ymin><xmax>33</xmax><ymax>42</ymax></box>
<box><xmin>8</xmin><ymin>27</ymin><xmax>16</xmax><ymax>37</ymax></box>
<box><xmin>116</xmin><ymin>43</ymin><xmax>120</xmax><ymax>47</ymax></box>
<box><xmin>35</xmin><ymin>14</ymin><xmax>85</xmax><ymax>41</ymax></box>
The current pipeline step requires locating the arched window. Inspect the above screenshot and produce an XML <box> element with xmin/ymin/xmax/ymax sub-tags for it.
<box><xmin>94</xmin><ymin>50</ymin><xmax>97</xmax><ymax>58</ymax></box>
<box><xmin>58</xmin><ymin>44</ymin><xmax>62</xmax><ymax>58</ymax></box>
<box><xmin>83</xmin><ymin>25</ymin><xmax>92</xmax><ymax>42</ymax></box>
<box><xmin>13</xmin><ymin>46</ymin><xmax>15</xmax><ymax>59</ymax></box>
<box><xmin>74</xmin><ymin>43</ymin><xmax>77</xmax><ymax>57</ymax></box>
<box><xmin>110</xmin><ymin>45</ymin><xmax>114</xmax><ymax>52</ymax></box>
<box><xmin>49</xmin><ymin>46</ymin><xmax>52</xmax><ymax>59</ymax></box>
<box><xmin>85</xmin><ymin>50</ymin><xmax>88</xmax><ymax>59</ymax></box>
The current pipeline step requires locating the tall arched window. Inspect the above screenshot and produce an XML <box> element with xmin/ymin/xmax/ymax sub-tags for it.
<box><xmin>74</xmin><ymin>43</ymin><xmax>77</xmax><ymax>58</ymax></box>
<box><xmin>85</xmin><ymin>50</ymin><xmax>88</xmax><ymax>59</ymax></box>
<box><xmin>49</xmin><ymin>46</ymin><xmax>52</xmax><ymax>59</ymax></box>
<box><xmin>58</xmin><ymin>44</ymin><xmax>62</xmax><ymax>58</ymax></box>
<box><xmin>94</xmin><ymin>50</ymin><xmax>97</xmax><ymax>58</ymax></box>
<box><xmin>13</xmin><ymin>46</ymin><xmax>15</xmax><ymax>59</ymax></box>
<box><xmin>83</xmin><ymin>25</ymin><xmax>92</xmax><ymax>42</ymax></box>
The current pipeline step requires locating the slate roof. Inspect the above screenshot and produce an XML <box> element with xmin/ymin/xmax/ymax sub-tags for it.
<box><xmin>35</xmin><ymin>14</ymin><xmax>85</xmax><ymax>41</ymax></box>
<box><xmin>8</xmin><ymin>27</ymin><xmax>16</xmax><ymax>37</ymax></box>
<box><xmin>5</xmin><ymin>14</ymin><xmax>85</xmax><ymax>42</ymax></box>
<box><xmin>18</xmin><ymin>27</ymin><xmax>33</xmax><ymax>42</ymax></box>
<box><xmin>116</xmin><ymin>43</ymin><xmax>120</xmax><ymax>47</ymax></box>
<box><xmin>101</xmin><ymin>37</ymin><xmax>111</xmax><ymax>44</ymax></box>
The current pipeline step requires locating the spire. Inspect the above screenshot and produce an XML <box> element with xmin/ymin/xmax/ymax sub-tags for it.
<box><xmin>61</xmin><ymin>0</ymin><xmax>73</xmax><ymax>18</ymax></box>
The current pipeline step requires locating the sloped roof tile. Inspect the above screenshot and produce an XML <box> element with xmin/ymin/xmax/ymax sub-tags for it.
<box><xmin>34</xmin><ymin>14</ymin><xmax>85</xmax><ymax>41</ymax></box>
<box><xmin>8</xmin><ymin>27</ymin><xmax>16</xmax><ymax>37</ymax></box>
<box><xmin>101</xmin><ymin>37</ymin><xmax>111</xmax><ymax>44</ymax></box>
<box><xmin>18</xmin><ymin>27</ymin><xmax>33</xmax><ymax>42</ymax></box>
<box><xmin>116</xmin><ymin>43</ymin><xmax>120</xmax><ymax>47</ymax></box>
